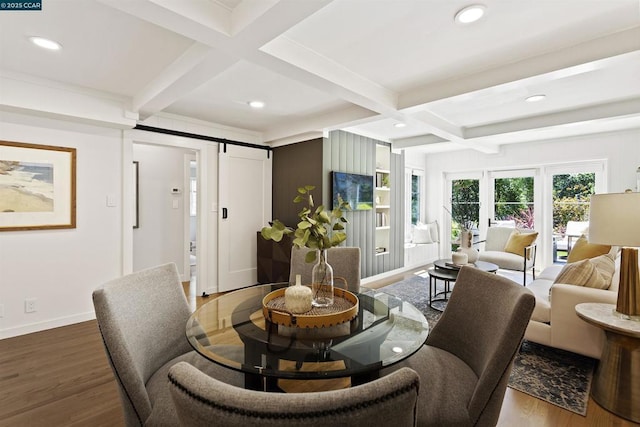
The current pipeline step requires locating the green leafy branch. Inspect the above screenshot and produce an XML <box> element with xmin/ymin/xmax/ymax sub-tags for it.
<box><xmin>261</xmin><ymin>185</ymin><xmax>350</xmax><ymax>263</ymax></box>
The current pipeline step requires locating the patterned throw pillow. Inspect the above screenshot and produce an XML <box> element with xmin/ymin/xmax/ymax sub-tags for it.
<box><xmin>553</xmin><ymin>254</ymin><xmax>615</xmax><ymax>290</ymax></box>
<box><xmin>566</xmin><ymin>235</ymin><xmax>611</xmax><ymax>263</ymax></box>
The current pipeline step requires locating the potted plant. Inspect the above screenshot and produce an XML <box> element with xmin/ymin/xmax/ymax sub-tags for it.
<box><xmin>261</xmin><ymin>185</ymin><xmax>350</xmax><ymax>306</ymax></box>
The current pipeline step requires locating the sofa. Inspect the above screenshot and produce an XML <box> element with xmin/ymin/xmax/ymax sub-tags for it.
<box><xmin>477</xmin><ymin>226</ymin><xmax>537</xmax><ymax>284</ymax></box>
<box><xmin>524</xmin><ymin>245</ymin><xmax>624</xmax><ymax>359</ymax></box>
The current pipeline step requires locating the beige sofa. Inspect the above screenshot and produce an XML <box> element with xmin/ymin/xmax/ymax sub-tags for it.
<box><xmin>524</xmin><ymin>253</ymin><xmax>626</xmax><ymax>359</ymax></box>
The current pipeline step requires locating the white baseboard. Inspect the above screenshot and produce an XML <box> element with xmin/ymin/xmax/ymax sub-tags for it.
<box><xmin>0</xmin><ymin>311</ymin><xmax>96</xmax><ymax>340</ymax></box>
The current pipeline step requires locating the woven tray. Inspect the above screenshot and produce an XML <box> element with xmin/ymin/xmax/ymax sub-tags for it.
<box><xmin>262</xmin><ymin>287</ymin><xmax>358</xmax><ymax>328</ymax></box>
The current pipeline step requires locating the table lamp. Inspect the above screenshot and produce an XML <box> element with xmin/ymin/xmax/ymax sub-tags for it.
<box><xmin>588</xmin><ymin>192</ymin><xmax>640</xmax><ymax>320</ymax></box>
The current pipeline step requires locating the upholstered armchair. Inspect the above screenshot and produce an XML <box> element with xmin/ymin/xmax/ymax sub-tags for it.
<box><xmin>168</xmin><ymin>361</ymin><xmax>420</xmax><ymax>427</ymax></box>
<box><xmin>477</xmin><ymin>226</ymin><xmax>538</xmax><ymax>285</ymax></box>
<box><xmin>383</xmin><ymin>267</ymin><xmax>535</xmax><ymax>427</ymax></box>
<box><xmin>92</xmin><ymin>263</ymin><xmax>243</xmax><ymax>426</ymax></box>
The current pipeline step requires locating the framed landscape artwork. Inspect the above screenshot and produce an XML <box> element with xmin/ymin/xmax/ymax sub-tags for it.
<box><xmin>0</xmin><ymin>140</ymin><xmax>76</xmax><ymax>231</ymax></box>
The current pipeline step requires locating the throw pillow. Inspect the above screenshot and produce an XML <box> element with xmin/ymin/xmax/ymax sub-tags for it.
<box><xmin>553</xmin><ymin>253</ymin><xmax>614</xmax><ymax>290</ymax></box>
<box><xmin>566</xmin><ymin>235</ymin><xmax>611</xmax><ymax>263</ymax></box>
<box><xmin>588</xmin><ymin>253</ymin><xmax>616</xmax><ymax>288</ymax></box>
<box><xmin>427</xmin><ymin>221</ymin><xmax>439</xmax><ymax>243</ymax></box>
<box><xmin>412</xmin><ymin>225</ymin><xmax>433</xmax><ymax>244</ymax></box>
<box><xmin>504</xmin><ymin>230</ymin><xmax>538</xmax><ymax>256</ymax></box>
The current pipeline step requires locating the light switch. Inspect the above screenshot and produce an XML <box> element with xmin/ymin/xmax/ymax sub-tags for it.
<box><xmin>173</xmin><ymin>199</ymin><xmax>179</xmax><ymax>209</ymax></box>
<box><xmin>106</xmin><ymin>195</ymin><xmax>117</xmax><ymax>207</ymax></box>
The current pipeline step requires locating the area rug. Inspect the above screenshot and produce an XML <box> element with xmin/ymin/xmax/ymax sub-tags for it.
<box><xmin>376</xmin><ymin>274</ymin><xmax>596</xmax><ymax>416</ymax></box>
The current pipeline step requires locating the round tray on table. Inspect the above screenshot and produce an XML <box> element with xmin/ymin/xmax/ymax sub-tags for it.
<box><xmin>262</xmin><ymin>287</ymin><xmax>359</xmax><ymax>328</ymax></box>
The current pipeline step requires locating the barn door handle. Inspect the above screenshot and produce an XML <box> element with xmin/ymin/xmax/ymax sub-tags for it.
<box><xmin>222</xmin><ymin>208</ymin><xmax>228</xmax><ymax>219</ymax></box>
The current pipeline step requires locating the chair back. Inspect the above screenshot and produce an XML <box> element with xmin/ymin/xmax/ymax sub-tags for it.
<box><xmin>426</xmin><ymin>267</ymin><xmax>535</xmax><ymax>425</ymax></box>
<box><xmin>565</xmin><ymin>220</ymin><xmax>589</xmax><ymax>237</ymax></box>
<box><xmin>92</xmin><ymin>263</ymin><xmax>192</xmax><ymax>426</ymax></box>
<box><xmin>290</xmin><ymin>246</ymin><xmax>361</xmax><ymax>292</ymax></box>
<box><xmin>168</xmin><ymin>361</ymin><xmax>419</xmax><ymax>427</ymax></box>
<box><xmin>483</xmin><ymin>226</ymin><xmax>515</xmax><ymax>251</ymax></box>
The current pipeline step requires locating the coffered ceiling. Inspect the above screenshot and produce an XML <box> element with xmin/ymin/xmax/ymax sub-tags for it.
<box><xmin>1</xmin><ymin>0</ymin><xmax>639</xmax><ymax>153</ymax></box>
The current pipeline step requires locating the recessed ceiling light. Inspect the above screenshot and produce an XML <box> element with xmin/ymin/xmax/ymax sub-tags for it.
<box><xmin>394</xmin><ymin>123</ymin><xmax>407</xmax><ymax>128</ymax></box>
<box><xmin>29</xmin><ymin>36</ymin><xmax>62</xmax><ymax>51</ymax></box>
<box><xmin>248</xmin><ymin>100</ymin><xmax>265</xmax><ymax>109</ymax></box>
<box><xmin>525</xmin><ymin>94</ymin><xmax>546</xmax><ymax>103</ymax></box>
<box><xmin>454</xmin><ymin>4</ymin><xmax>486</xmax><ymax>24</ymax></box>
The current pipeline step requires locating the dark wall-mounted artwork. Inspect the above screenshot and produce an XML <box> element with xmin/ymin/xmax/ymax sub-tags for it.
<box><xmin>133</xmin><ymin>161</ymin><xmax>139</xmax><ymax>229</ymax></box>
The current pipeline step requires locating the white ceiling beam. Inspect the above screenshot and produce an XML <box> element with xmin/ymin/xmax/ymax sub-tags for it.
<box><xmin>465</xmin><ymin>98</ymin><xmax>640</xmax><ymax>139</ymax></box>
<box><xmin>260</xmin><ymin>36</ymin><xmax>398</xmax><ymax>113</ymax></box>
<box><xmin>399</xmin><ymin>27</ymin><xmax>640</xmax><ymax>111</ymax></box>
<box><xmin>133</xmin><ymin>43</ymin><xmax>238</xmax><ymax>118</ymax></box>
<box><xmin>102</xmin><ymin>0</ymin><xmax>335</xmax><ymax>125</ymax></box>
<box><xmin>263</xmin><ymin>104</ymin><xmax>375</xmax><ymax>143</ymax></box>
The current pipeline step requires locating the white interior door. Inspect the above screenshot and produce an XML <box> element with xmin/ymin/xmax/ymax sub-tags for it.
<box><xmin>218</xmin><ymin>144</ymin><xmax>272</xmax><ymax>291</ymax></box>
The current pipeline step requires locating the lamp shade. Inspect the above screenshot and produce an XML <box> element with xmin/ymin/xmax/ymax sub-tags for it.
<box><xmin>588</xmin><ymin>192</ymin><xmax>640</xmax><ymax>247</ymax></box>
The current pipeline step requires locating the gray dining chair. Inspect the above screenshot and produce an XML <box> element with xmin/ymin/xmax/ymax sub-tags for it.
<box><xmin>92</xmin><ymin>263</ymin><xmax>243</xmax><ymax>426</ymax></box>
<box><xmin>384</xmin><ymin>266</ymin><xmax>535</xmax><ymax>427</ymax></box>
<box><xmin>168</xmin><ymin>361</ymin><xmax>420</xmax><ymax>427</ymax></box>
<box><xmin>290</xmin><ymin>246</ymin><xmax>361</xmax><ymax>293</ymax></box>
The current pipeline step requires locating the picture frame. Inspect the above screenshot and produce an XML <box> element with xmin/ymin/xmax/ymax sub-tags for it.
<box><xmin>0</xmin><ymin>140</ymin><xmax>76</xmax><ymax>231</ymax></box>
<box><xmin>133</xmin><ymin>161</ymin><xmax>139</xmax><ymax>229</ymax></box>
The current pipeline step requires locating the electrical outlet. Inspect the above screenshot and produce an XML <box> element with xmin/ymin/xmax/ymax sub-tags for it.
<box><xmin>0</xmin><ymin>303</ymin><xmax>4</xmax><ymax>318</ymax></box>
<box><xmin>25</xmin><ymin>298</ymin><xmax>37</xmax><ymax>313</ymax></box>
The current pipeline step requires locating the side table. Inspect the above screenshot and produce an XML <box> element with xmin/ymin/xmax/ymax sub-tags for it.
<box><xmin>427</xmin><ymin>268</ymin><xmax>458</xmax><ymax>311</ymax></box>
<box><xmin>575</xmin><ymin>302</ymin><xmax>640</xmax><ymax>423</ymax></box>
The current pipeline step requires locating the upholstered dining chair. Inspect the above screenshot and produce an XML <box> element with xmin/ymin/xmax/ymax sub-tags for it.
<box><xmin>92</xmin><ymin>263</ymin><xmax>243</xmax><ymax>427</ymax></box>
<box><xmin>384</xmin><ymin>267</ymin><xmax>535</xmax><ymax>427</ymax></box>
<box><xmin>168</xmin><ymin>361</ymin><xmax>420</xmax><ymax>427</ymax></box>
<box><xmin>290</xmin><ymin>246</ymin><xmax>361</xmax><ymax>293</ymax></box>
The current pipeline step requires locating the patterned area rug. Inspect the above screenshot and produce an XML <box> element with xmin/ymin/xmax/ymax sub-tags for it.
<box><xmin>377</xmin><ymin>274</ymin><xmax>596</xmax><ymax>416</ymax></box>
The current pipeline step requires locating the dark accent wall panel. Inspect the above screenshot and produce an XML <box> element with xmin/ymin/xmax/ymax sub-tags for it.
<box><xmin>272</xmin><ymin>138</ymin><xmax>323</xmax><ymax>227</ymax></box>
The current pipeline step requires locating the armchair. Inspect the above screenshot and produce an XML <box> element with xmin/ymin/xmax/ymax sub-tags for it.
<box><xmin>477</xmin><ymin>226</ymin><xmax>538</xmax><ymax>285</ymax></box>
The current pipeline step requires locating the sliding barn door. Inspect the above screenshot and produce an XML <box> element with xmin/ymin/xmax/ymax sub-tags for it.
<box><xmin>218</xmin><ymin>144</ymin><xmax>272</xmax><ymax>291</ymax></box>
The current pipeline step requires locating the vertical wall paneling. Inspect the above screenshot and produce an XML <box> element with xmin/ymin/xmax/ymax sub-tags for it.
<box><xmin>323</xmin><ymin>130</ymin><xmax>402</xmax><ymax>278</ymax></box>
<box><xmin>391</xmin><ymin>151</ymin><xmax>405</xmax><ymax>268</ymax></box>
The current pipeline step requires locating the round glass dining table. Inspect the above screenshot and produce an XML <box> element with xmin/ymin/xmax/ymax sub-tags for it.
<box><xmin>186</xmin><ymin>283</ymin><xmax>429</xmax><ymax>391</ymax></box>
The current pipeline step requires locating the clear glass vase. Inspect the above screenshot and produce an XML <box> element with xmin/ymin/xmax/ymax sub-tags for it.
<box><xmin>311</xmin><ymin>249</ymin><xmax>334</xmax><ymax>307</ymax></box>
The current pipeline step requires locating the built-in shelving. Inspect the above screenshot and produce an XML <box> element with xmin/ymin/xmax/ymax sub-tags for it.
<box><xmin>375</xmin><ymin>144</ymin><xmax>391</xmax><ymax>255</ymax></box>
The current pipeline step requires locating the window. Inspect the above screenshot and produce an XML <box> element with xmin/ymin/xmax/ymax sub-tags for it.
<box><xmin>411</xmin><ymin>173</ymin><xmax>421</xmax><ymax>224</ymax></box>
<box><xmin>450</xmin><ymin>178</ymin><xmax>480</xmax><ymax>239</ymax></box>
<box><xmin>493</xmin><ymin>176</ymin><xmax>535</xmax><ymax>229</ymax></box>
<box><xmin>405</xmin><ymin>167</ymin><xmax>424</xmax><ymax>242</ymax></box>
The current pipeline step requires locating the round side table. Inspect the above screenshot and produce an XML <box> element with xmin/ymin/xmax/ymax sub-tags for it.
<box><xmin>575</xmin><ymin>302</ymin><xmax>640</xmax><ymax>423</ymax></box>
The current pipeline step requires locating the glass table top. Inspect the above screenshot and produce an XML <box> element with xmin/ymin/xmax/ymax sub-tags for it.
<box><xmin>186</xmin><ymin>283</ymin><xmax>429</xmax><ymax>381</ymax></box>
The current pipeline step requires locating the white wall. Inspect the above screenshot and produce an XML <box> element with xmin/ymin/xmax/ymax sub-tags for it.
<box><xmin>0</xmin><ymin>114</ymin><xmax>124</xmax><ymax>338</ymax></box>
<box><xmin>133</xmin><ymin>143</ymin><xmax>194</xmax><ymax>279</ymax></box>
<box><xmin>0</xmin><ymin>110</ymin><xmax>263</xmax><ymax>338</ymax></box>
<box><xmin>421</xmin><ymin>129</ymin><xmax>640</xmax><ymax>267</ymax></box>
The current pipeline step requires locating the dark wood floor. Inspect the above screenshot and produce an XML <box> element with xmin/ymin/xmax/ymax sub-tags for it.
<box><xmin>0</xmin><ymin>267</ymin><xmax>637</xmax><ymax>426</ymax></box>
